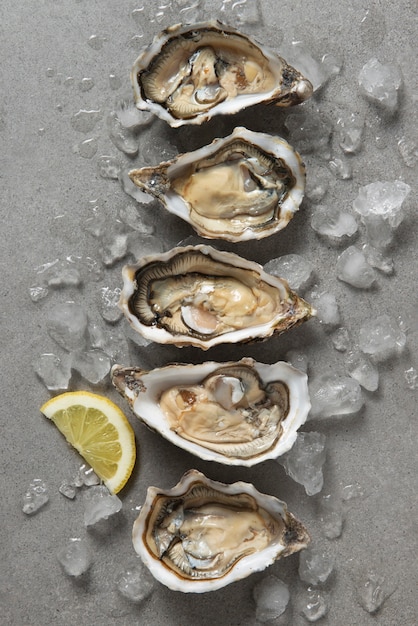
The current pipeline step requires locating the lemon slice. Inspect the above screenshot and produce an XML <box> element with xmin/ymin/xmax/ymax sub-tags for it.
<box><xmin>41</xmin><ymin>391</ymin><xmax>136</xmax><ymax>494</ymax></box>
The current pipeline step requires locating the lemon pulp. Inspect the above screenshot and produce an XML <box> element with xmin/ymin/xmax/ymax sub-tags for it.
<box><xmin>41</xmin><ymin>391</ymin><xmax>136</xmax><ymax>494</ymax></box>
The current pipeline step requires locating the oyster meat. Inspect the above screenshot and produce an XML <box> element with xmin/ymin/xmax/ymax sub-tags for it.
<box><xmin>131</xmin><ymin>21</ymin><xmax>313</xmax><ymax>127</ymax></box>
<box><xmin>133</xmin><ymin>469</ymin><xmax>310</xmax><ymax>592</ymax></box>
<box><xmin>129</xmin><ymin>127</ymin><xmax>305</xmax><ymax>242</ymax></box>
<box><xmin>112</xmin><ymin>358</ymin><xmax>310</xmax><ymax>466</ymax></box>
<box><xmin>119</xmin><ymin>244</ymin><xmax>315</xmax><ymax>349</ymax></box>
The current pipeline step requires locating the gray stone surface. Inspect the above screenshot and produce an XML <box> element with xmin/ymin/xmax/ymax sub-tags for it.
<box><xmin>1</xmin><ymin>1</ymin><xmax>417</xmax><ymax>624</ymax></box>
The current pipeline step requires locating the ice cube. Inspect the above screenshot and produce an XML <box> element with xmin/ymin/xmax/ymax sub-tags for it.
<box><xmin>99</xmin><ymin>286</ymin><xmax>123</xmax><ymax>323</ymax></box>
<box><xmin>336</xmin><ymin>246</ymin><xmax>376</xmax><ymax>288</ymax></box>
<box><xmin>305</xmin><ymin>166</ymin><xmax>329</xmax><ymax>203</ymax></box>
<box><xmin>127</xmin><ymin>233</ymin><xmax>164</xmax><ymax>260</ymax></box>
<box><xmin>118</xmin><ymin>204</ymin><xmax>155</xmax><ymax>234</ymax></box>
<box><xmin>300</xmin><ymin>587</ymin><xmax>328</xmax><ymax>622</ymax></box>
<box><xmin>346</xmin><ymin>351</ymin><xmax>379</xmax><ymax>391</ymax></box>
<box><xmin>263</xmin><ymin>254</ymin><xmax>313</xmax><ymax>291</ymax></box>
<box><xmin>362</xmin><ymin>244</ymin><xmax>394</xmax><ymax>274</ymax></box>
<box><xmin>285</xmin><ymin>349</ymin><xmax>308</xmax><ymax>374</ymax></box>
<box><xmin>356</xmin><ymin>570</ymin><xmax>393</xmax><ymax>614</ymax></box>
<box><xmin>278</xmin><ymin>432</ymin><xmax>326</xmax><ymax>496</ymax></box>
<box><xmin>320</xmin><ymin>495</ymin><xmax>344</xmax><ymax>539</ymax></box>
<box><xmin>99</xmin><ymin>225</ymin><xmax>129</xmax><ymax>266</ymax></box>
<box><xmin>141</xmin><ymin>134</ymin><xmax>177</xmax><ymax>165</ymax></box>
<box><xmin>47</xmin><ymin>303</ymin><xmax>88</xmax><ymax>352</ymax></box>
<box><xmin>82</xmin><ymin>204</ymin><xmax>108</xmax><ymax>238</ymax></box>
<box><xmin>57</xmin><ymin>538</ymin><xmax>91</xmax><ymax>576</ymax></box>
<box><xmin>309</xmin><ymin>291</ymin><xmax>341</xmax><ymax>327</ymax></box>
<box><xmin>29</xmin><ymin>284</ymin><xmax>49</xmax><ymax>302</ymax></box>
<box><xmin>359</xmin><ymin>314</ymin><xmax>406</xmax><ymax>362</ymax></box>
<box><xmin>77</xmin><ymin>464</ymin><xmax>100</xmax><ymax>487</ymax></box>
<box><xmin>59</xmin><ymin>481</ymin><xmax>77</xmax><ymax>500</ymax></box>
<box><xmin>57</xmin><ymin>537</ymin><xmax>91</xmax><ymax>577</ymax></box>
<box><xmin>311</xmin><ymin>206</ymin><xmax>358</xmax><ymax>242</ymax></box>
<box><xmin>253</xmin><ymin>575</ymin><xmax>290</xmax><ymax>622</ymax></box>
<box><xmin>337</xmin><ymin>111</ymin><xmax>365</xmax><ymax>154</ymax></box>
<box><xmin>33</xmin><ymin>353</ymin><xmax>72</xmax><ymax>391</ymax></box>
<box><xmin>328</xmin><ymin>156</ymin><xmax>352</xmax><ymax>180</ymax></box>
<box><xmin>309</xmin><ymin>375</ymin><xmax>364</xmax><ymax>418</ymax></box>
<box><xmin>299</xmin><ymin>545</ymin><xmax>334</xmax><ymax>585</ymax></box>
<box><xmin>114</xmin><ymin>97</ymin><xmax>154</xmax><ymax>131</ymax></box>
<box><xmin>83</xmin><ymin>485</ymin><xmax>122</xmax><ymax>526</ymax></box>
<box><xmin>285</xmin><ymin>109</ymin><xmax>332</xmax><ymax>158</ymax></box>
<box><xmin>107</xmin><ymin>110</ymin><xmax>139</xmax><ymax>156</ymax></box>
<box><xmin>358</xmin><ymin>58</ymin><xmax>403</xmax><ymax>113</ymax></box>
<box><xmin>331</xmin><ymin>327</ymin><xmax>351</xmax><ymax>352</ymax></box>
<box><xmin>353</xmin><ymin>180</ymin><xmax>411</xmax><ymax>228</ymax></box>
<box><xmin>72</xmin><ymin>349</ymin><xmax>111</xmax><ymax>385</ymax></box>
<box><xmin>89</xmin><ymin>323</ymin><xmax>129</xmax><ymax>362</ymax></box>
<box><xmin>115</xmin><ymin>563</ymin><xmax>155</xmax><ymax>603</ymax></box>
<box><xmin>397</xmin><ymin>136</ymin><xmax>418</xmax><ymax>168</ymax></box>
<box><xmin>404</xmin><ymin>367</ymin><xmax>418</xmax><ymax>390</ymax></box>
<box><xmin>22</xmin><ymin>479</ymin><xmax>49</xmax><ymax>515</ymax></box>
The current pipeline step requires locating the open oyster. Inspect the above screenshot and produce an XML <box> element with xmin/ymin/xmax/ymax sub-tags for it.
<box><xmin>129</xmin><ymin>127</ymin><xmax>305</xmax><ymax>242</ymax></box>
<box><xmin>133</xmin><ymin>469</ymin><xmax>310</xmax><ymax>592</ymax></box>
<box><xmin>131</xmin><ymin>21</ymin><xmax>313</xmax><ymax>127</ymax></box>
<box><xmin>112</xmin><ymin>358</ymin><xmax>310</xmax><ymax>466</ymax></box>
<box><xmin>119</xmin><ymin>244</ymin><xmax>315</xmax><ymax>349</ymax></box>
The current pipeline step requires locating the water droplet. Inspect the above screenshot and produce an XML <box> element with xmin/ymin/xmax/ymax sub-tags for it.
<box><xmin>46</xmin><ymin>67</ymin><xmax>55</xmax><ymax>77</ymax></box>
<box><xmin>71</xmin><ymin>109</ymin><xmax>102</xmax><ymax>133</ymax></box>
<box><xmin>64</xmin><ymin>76</ymin><xmax>75</xmax><ymax>88</ymax></box>
<box><xmin>87</xmin><ymin>34</ymin><xmax>108</xmax><ymax>50</ymax></box>
<box><xmin>75</xmin><ymin>138</ymin><xmax>99</xmax><ymax>159</ymax></box>
<box><xmin>109</xmin><ymin>73</ymin><xmax>122</xmax><ymax>91</ymax></box>
<box><xmin>131</xmin><ymin>7</ymin><xmax>145</xmax><ymax>35</ymax></box>
<box><xmin>128</xmin><ymin>34</ymin><xmax>144</xmax><ymax>48</ymax></box>
<box><xmin>79</xmin><ymin>77</ymin><xmax>95</xmax><ymax>92</ymax></box>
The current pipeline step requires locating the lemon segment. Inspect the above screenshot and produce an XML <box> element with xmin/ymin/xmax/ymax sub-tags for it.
<box><xmin>41</xmin><ymin>391</ymin><xmax>136</xmax><ymax>494</ymax></box>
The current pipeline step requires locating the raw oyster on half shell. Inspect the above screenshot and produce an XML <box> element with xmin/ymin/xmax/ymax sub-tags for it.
<box><xmin>131</xmin><ymin>21</ymin><xmax>313</xmax><ymax>127</ymax></box>
<box><xmin>133</xmin><ymin>470</ymin><xmax>310</xmax><ymax>592</ymax></box>
<box><xmin>129</xmin><ymin>127</ymin><xmax>306</xmax><ymax>242</ymax></box>
<box><xmin>112</xmin><ymin>358</ymin><xmax>310</xmax><ymax>466</ymax></box>
<box><xmin>119</xmin><ymin>245</ymin><xmax>315</xmax><ymax>349</ymax></box>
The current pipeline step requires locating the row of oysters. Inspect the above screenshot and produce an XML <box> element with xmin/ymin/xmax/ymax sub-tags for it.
<box><xmin>112</xmin><ymin>21</ymin><xmax>317</xmax><ymax>593</ymax></box>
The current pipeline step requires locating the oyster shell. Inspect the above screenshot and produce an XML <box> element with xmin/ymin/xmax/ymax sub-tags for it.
<box><xmin>129</xmin><ymin>127</ymin><xmax>305</xmax><ymax>242</ymax></box>
<box><xmin>131</xmin><ymin>21</ymin><xmax>313</xmax><ymax>127</ymax></box>
<box><xmin>133</xmin><ymin>469</ymin><xmax>310</xmax><ymax>592</ymax></box>
<box><xmin>112</xmin><ymin>358</ymin><xmax>310</xmax><ymax>466</ymax></box>
<box><xmin>119</xmin><ymin>244</ymin><xmax>315</xmax><ymax>349</ymax></box>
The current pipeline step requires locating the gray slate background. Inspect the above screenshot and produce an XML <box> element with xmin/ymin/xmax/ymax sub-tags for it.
<box><xmin>1</xmin><ymin>0</ymin><xmax>417</xmax><ymax>624</ymax></box>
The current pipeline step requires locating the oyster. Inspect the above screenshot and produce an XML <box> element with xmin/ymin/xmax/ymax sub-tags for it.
<box><xmin>119</xmin><ymin>244</ymin><xmax>315</xmax><ymax>349</ymax></box>
<box><xmin>112</xmin><ymin>358</ymin><xmax>310</xmax><ymax>466</ymax></box>
<box><xmin>129</xmin><ymin>127</ymin><xmax>305</xmax><ymax>242</ymax></box>
<box><xmin>133</xmin><ymin>469</ymin><xmax>310</xmax><ymax>592</ymax></box>
<box><xmin>131</xmin><ymin>21</ymin><xmax>313</xmax><ymax>127</ymax></box>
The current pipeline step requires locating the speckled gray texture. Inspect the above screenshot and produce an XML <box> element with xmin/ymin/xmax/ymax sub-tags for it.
<box><xmin>1</xmin><ymin>1</ymin><xmax>417</xmax><ymax>624</ymax></box>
